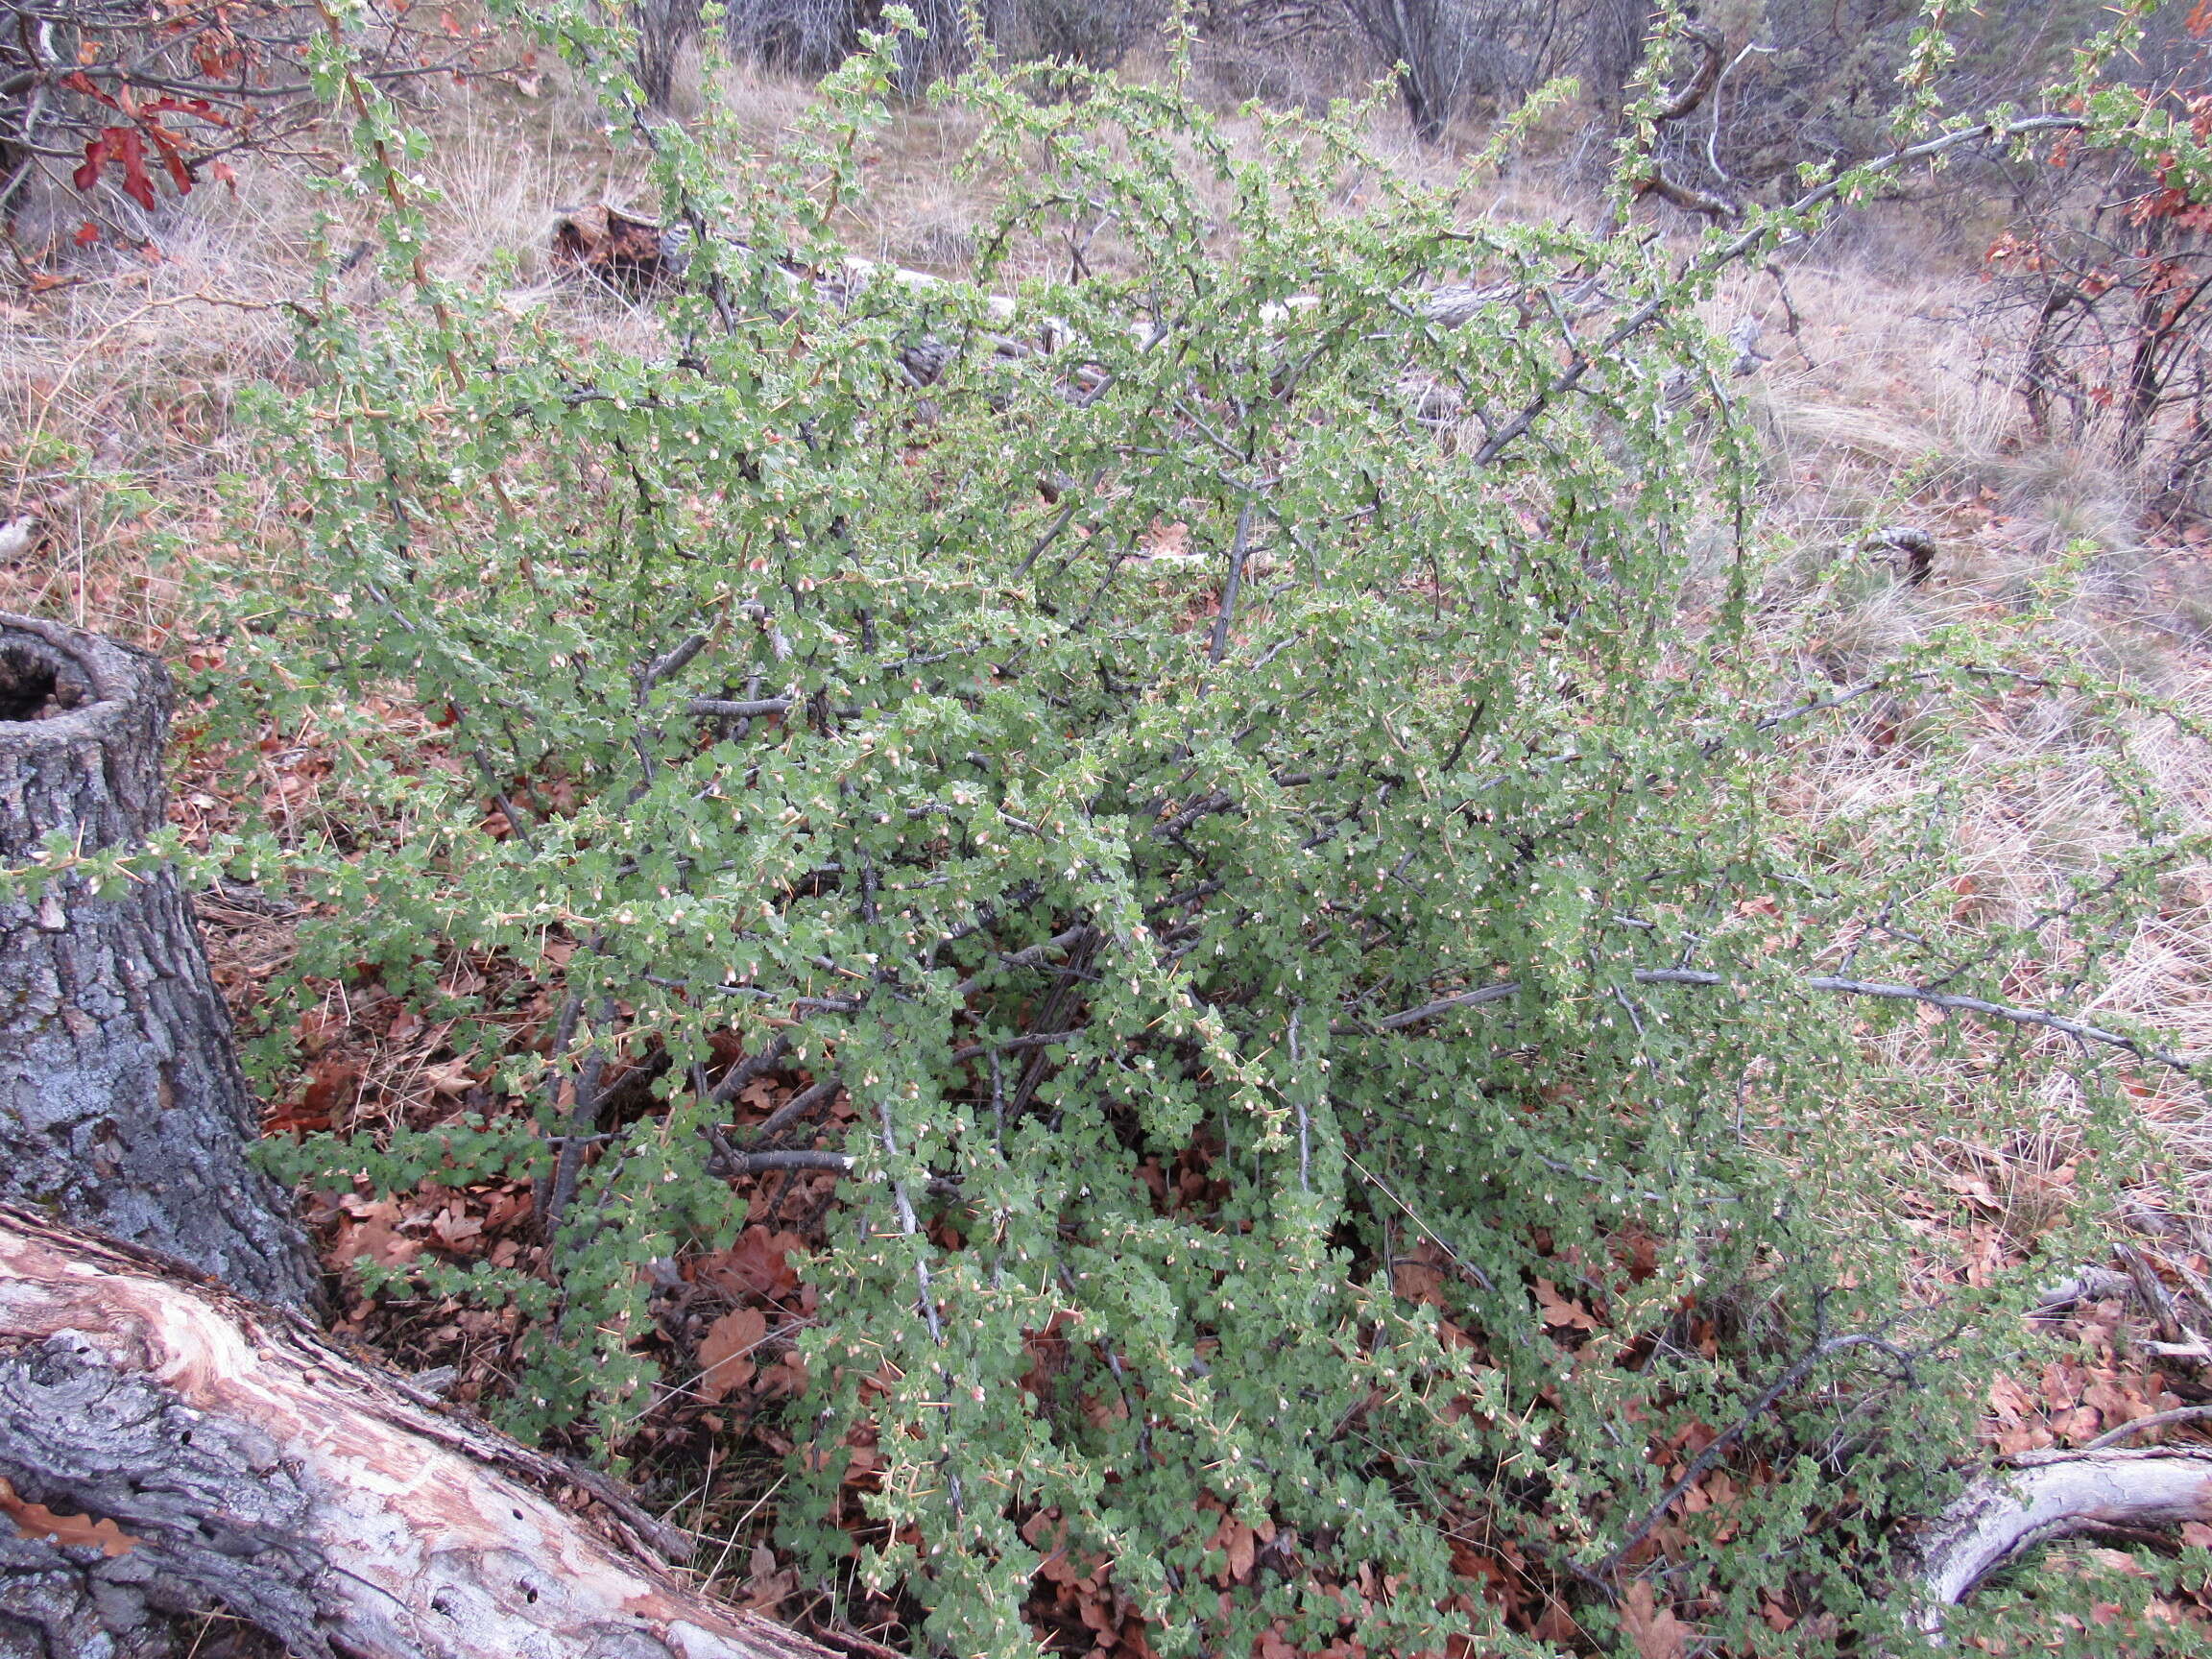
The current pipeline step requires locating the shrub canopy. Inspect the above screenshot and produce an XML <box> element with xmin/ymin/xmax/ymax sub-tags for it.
<box><xmin>205</xmin><ymin>12</ymin><xmax>2212</xmax><ymax>1654</ymax></box>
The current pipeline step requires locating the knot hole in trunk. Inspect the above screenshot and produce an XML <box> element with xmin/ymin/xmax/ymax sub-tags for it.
<box><xmin>0</xmin><ymin>638</ymin><xmax>89</xmax><ymax>722</ymax></box>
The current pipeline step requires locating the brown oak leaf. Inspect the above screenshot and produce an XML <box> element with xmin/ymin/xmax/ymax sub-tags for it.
<box><xmin>1619</xmin><ymin>1579</ymin><xmax>1689</xmax><ymax>1659</ymax></box>
<box><xmin>699</xmin><ymin>1228</ymin><xmax>803</xmax><ymax>1302</ymax></box>
<box><xmin>697</xmin><ymin>1307</ymin><xmax>768</xmax><ymax>1402</ymax></box>
<box><xmin>1534</xmin><ymin>1277</ymin><xmax>1599</xmax><ymax>1332</ymax></box>
<box><xmin>1</xmin><ymin>1479</ymin><xmax>137</xmax><ymax>1556</ymax></box>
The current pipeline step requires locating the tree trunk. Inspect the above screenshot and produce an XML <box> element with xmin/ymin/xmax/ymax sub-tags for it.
<box><xmin>636</xmin><ymin>0</ymin><xmax>703</xmax><ymax>113</ymax></box>
<box><xmin>0</xmin><ymin>1204</ymin><xmax>836</xmax><ymax>1659</ymax></box>
<box><xmin>0</xmin><ymin>613</ymin><xmax>316</xmax><ymax>1310</ymax></box>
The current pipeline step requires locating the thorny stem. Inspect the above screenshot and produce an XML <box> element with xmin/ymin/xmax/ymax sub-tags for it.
<box><xmin>311</xmin><ymin>0</ymin><xmax>518</xmax><ymax>519</ymax></box>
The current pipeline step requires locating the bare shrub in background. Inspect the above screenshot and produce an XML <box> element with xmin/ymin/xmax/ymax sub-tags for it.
<box><xmin>1973</xmin><ymin>12</ymin><xmax>2212</xmax><ymax>516</ymax></box>
<box><xmin>998</xmin><ymin>0</ymin><xmax>1166</xmax><ymax>72</ymax></box>
<box><xmin>1641</xmin><ymin>0</ymin><xmax>2114</xmax><ymax>210</ymax></box>
<box><xmin>1194</xmin><ymin>0</ymin><xmax>2100</xmax><ymax>156</ymax></box>
<box><xmin>717</xmin><ymin>0</ymin><xmax>868</xmax><ymax>75</ymax></box>
<box><xmin>2</xmin><ymin>0</ymin><xmax>497</xmax><ymax>259</ymax></box>
<box><xmin>702</xmin><ymin>0</ymin><xmax>1160</xmax><ymax>92</ymax></box>
<box><xmin>1329</xmin><ymin>0</ymin><xmax>1628</xmax><ymax>142</ymax></box>
<box><xmin>692</xmin><ymin>0</ymin><xmax>1646</xmax><ymax>133</ymax></box>
<box><xmin>647</xmin><ymin>0</ymin><xmax>2191</xmax><ymax>156</ymax></box>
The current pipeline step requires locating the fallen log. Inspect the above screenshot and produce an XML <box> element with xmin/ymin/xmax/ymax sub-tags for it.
<box><xmin>550</xmin><ymin>203</ymin><xmax>692</xmax><ymax>295</ymax></box>
<box><xmin>1915</xmin><ymin>1445</ymin><xmax>2212</xmax><ymax>1634</ymax></box>
<box><xmin>0</xmin><ymin>1203</ymin><xmax>832</xmax><ymax>1659</ymax></box>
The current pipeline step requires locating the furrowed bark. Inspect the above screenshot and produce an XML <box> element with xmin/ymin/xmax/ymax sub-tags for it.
<box><xmin>0</xmin><ymin>613</ymin><xmax>317</xmax><ymax>1310</ymax></box>
<box><xmin>0</xmin><ymin>1203</ymin><xmax>835</xmax><ymax>1659</ymax></box>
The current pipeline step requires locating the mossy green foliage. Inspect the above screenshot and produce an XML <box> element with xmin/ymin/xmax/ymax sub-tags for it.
<box><xmin>198</xmin><ymin>5</ymin><xmax>2212</xmax><ymax>1652</ymax></box>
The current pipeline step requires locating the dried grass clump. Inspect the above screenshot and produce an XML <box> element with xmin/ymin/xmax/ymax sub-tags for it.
<box><xmin>0</xmin><ymin>162</ymin><xmax>311</xmax><ymax>637</ymax></box>
<box><xmin>1691</xmin><ymin>235</ymin><xmax>2212</xmax><ymax>1240</ymax></box>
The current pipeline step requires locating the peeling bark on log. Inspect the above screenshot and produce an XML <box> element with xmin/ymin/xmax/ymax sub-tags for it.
<box><xmin>0</xmin><ymin>1204</ymin><xmax>835</xmax><ymax>1659</ymax></box>
<box><xmin>0</xmin><ymin>613</ymin><xmax>317</xmax><ymax>1312</ymax></box>
<box><xmin>1915</xmin><ymin>1447</ymin><xmax>2212</xmax><ymax>1633</ymax></box>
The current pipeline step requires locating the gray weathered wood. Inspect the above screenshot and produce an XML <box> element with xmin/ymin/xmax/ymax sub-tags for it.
<box><xmin>1915</xmin><ymin>1446</ymin><xmax>2212</xmax><ymax>1633</ymax></box>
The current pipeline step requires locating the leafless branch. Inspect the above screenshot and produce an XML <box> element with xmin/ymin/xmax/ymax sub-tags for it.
<box><xmin>1356</xmin><ymin>966</ymin><xmax>2193</xmax><ymax>1076</ymax></box>
<box><xmin>1468</xmin><ymin>114</ymin><xmax>2088</xmax><ymax>469</ymax></box>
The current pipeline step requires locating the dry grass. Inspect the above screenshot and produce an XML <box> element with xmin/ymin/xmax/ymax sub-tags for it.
<box><xmin>0</xmin><ymin>166</ymin><xmax>314</xmax><ymax>637</ymax></box>
<box><xmin>0</xmin><ymin>64</ymin><xmax>688</xmax><ymax>641</ymax></box>
<box><xmin>1693</xmin><ymin>237</ymin><xmax>2212</xmax><ymax>1253</ymax></box>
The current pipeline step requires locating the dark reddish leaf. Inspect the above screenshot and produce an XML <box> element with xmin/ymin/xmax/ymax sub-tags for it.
<box><xmin>62</xmin><ymin>71</ymin><xmax>118</xmax><ymax>108</ymax></box>
<box><xmin>116</xmin><ymin>128</ymin><xmax>156</xmax><ymax>210</ymax></box>
<box><xmin>72</xmin><ymin>133</ymin><xmax>109</xmax><ymax>194</ymax></box>
<box><xmin>141</xmin><ymin>118</ymin><xmax>193</xmax><ymax>194</ymax></box>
